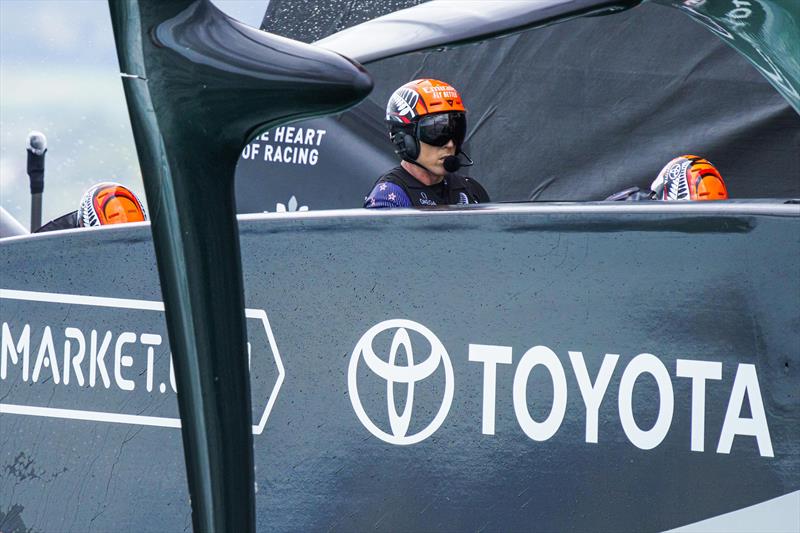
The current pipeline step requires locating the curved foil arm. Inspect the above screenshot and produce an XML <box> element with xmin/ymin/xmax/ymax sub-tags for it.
<box><xmin>314</xmin><ymin>0</ymin><xmax>800</xmax><ymax>113</ymax></box>
<box><xmin>315</xmin><ymin>0</ymin><xmax>642</xmax><ymax>64</ymax></box>
<box><xmin>654</xmin><ymin>0</ymin><xmax>800</xmax><ymax>115</ymax></box>
<box><xmin>107</xmin><ymin>1</ymin><xmax>372</xmax><ymax>531</ymax></box>
<box><xmin>314</xmin><ymin>0</ymin><xmax>798</xmax><ymax>115</ymax></box>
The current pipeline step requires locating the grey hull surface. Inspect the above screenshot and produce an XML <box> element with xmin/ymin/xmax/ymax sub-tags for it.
<box><xmin>1</xmin><ymin>201</ymin><xmax>798</xmax><ymax>531</ymax></box>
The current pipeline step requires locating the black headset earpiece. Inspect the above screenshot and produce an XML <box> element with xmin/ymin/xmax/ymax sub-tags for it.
<box><xmin>390</xmin><ymin>129</ymin><xmax>419</xmax><ymax>161</ymax></box>
<box><xmin>402</xmin><ymin>133</ymin><xmax>419</xmax><ymax>160</ymax></box>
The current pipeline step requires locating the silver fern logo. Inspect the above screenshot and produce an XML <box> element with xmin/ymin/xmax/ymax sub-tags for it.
<box><xmin>665</xmin><ymin>160</ymin><xmax>691</xmax><ymax>200</ymax></box>
<box><xmin>389</xmin><ymin>88</ymin><xmax>419</xmax><ymax>118</ymax></box>
<box><xmin>79</xmin><ymin>197</ymin><xmax>100</xmax><ymax>227</ymax></box>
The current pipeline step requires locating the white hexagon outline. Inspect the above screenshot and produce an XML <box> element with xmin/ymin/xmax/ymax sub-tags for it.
<box><xmin>244</xmin><ymin>308</ymin><xmax>285</xmax><ymax>436</ymax></box>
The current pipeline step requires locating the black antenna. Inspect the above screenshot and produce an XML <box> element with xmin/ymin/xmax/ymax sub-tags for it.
<box><xmin>26</xmin><ymin>131</ymin><xmax>47</xmax><ymax>232</ymax></box>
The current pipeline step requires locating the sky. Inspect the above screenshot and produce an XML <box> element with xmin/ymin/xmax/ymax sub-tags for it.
<box><xmin>0</xmin><ymin>0</ymin><xmax>268</xmax><ymax>229</ymax></box>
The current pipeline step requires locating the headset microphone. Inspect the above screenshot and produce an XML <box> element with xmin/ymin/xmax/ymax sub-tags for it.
<box><xmin>443</xmin><ymin>156</ymin><xmax>460</xmax><ymax>173</ymax></box>
<box><xmin>443</xmin><ymin>151</ymin><xmax>474</xmax><ymax>173</ymax></box>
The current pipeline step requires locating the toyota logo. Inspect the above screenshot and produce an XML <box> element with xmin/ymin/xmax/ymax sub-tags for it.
<box><xmin>348</xmin><ymin>319</ymin><xmax>454</xmax><ymax>445</ymax></box>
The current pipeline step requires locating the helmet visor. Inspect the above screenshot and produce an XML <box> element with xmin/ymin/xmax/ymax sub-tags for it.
<box><xmin>416</xmin><ymin>112</ymin><xmax>466</xmax><ymax>147</ymax></box>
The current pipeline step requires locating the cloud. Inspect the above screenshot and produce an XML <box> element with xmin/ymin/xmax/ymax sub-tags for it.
<box><xmin>0</xmin><ymin>65</ymin><xmax>142</xmax><ymax>228</ymax></box>
<box><xmin>0</xmin><ymin>0</ymin><xmax>265</xmax><ymax>229</ymax></box>
<box><xmin>0</xmin><ymin>1</ymin><xmax>118</xmax><ymax>66</ymax></box>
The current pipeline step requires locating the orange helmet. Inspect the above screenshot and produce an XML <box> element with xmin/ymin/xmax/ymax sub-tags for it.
<box><xmin>77</xmin><ymin>182</ymin><xmax>147</xmax><ymax>227</ymax></box>
<box><xmin>386</xmin><ymin>79</ymin><xmax>467</xmax><ymax>161</ymax></box>
<box><xmin>651</xmin><ymin>155</ymin><xmax>728</xmax><ymax>201</ymax></box>
<box><xmin>386</xmin><ymin>79</ymin><xmax>466</xmax><ymax>124</ymax></box>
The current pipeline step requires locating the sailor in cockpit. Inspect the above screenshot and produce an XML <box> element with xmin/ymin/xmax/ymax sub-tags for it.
<box><xmin>364</xmin><ymin>79</ymin><xmax>490</xmax><ymax>208</ymax></box>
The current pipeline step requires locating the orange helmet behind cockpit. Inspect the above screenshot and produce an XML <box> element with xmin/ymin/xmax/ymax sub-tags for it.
<box><xmin>651</xmin><ymin>155</ymin><xmax>728</xmax><ymax>201</ymax></box>
<box><xmin>77</xmin><ymin>182</ymin><xmax>147</xmax><ymax>227</ymax></box>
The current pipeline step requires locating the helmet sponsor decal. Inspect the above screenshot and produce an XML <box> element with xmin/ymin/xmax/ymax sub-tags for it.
<box><xmin>388</xmin><ymin>87</ymin><xmax>420</xmax><ymax>121</ymax></box>
<box><xmin>664</xmin><ymin>159</ymin><xmax>692</xmax><ymax>200</ymax></box>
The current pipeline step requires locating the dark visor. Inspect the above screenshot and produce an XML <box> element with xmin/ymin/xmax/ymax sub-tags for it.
<box><xmin>416</xmin><ymin>112</ymin><xmax>466</xmax><ymax>147</ymax></box>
